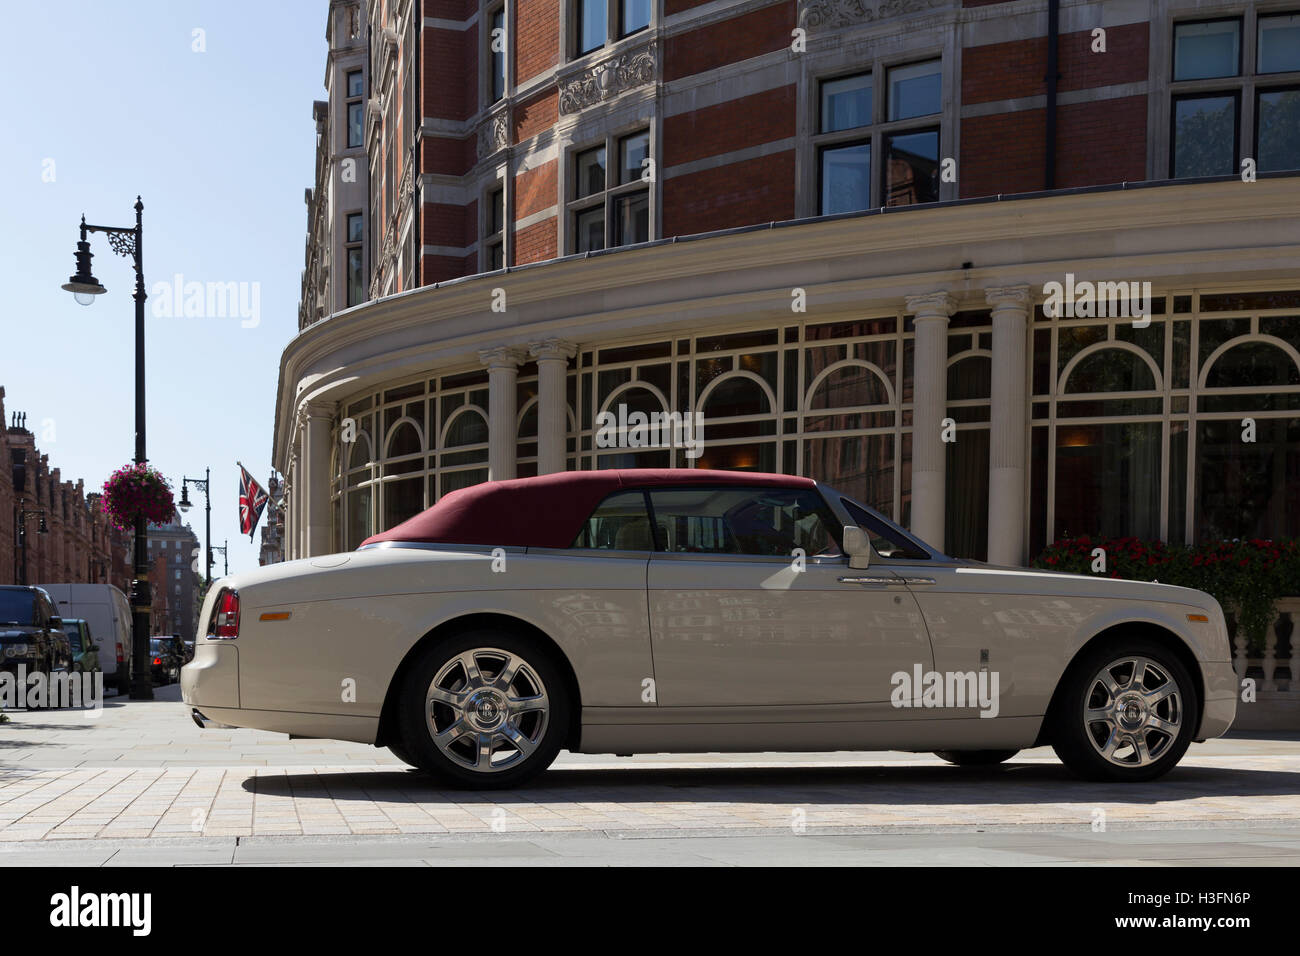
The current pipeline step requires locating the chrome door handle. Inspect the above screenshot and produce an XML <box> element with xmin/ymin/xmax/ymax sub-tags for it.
<box><xmin>838</xmin><ymin>576</ymin><xmax>898</xmax><ymax>585</ymax></box>
<box><xmin>899</xmin><ymin>576</ymin><xmax>937</xmax><ymax>586</ymax></box>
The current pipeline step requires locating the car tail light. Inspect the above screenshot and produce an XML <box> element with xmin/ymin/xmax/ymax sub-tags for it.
<box><xmin>116</xmin><ymin>642</ymin><xmax>124</xmax><ymax>664</ymax></box>
<box><xmin>153</xmin><ymin>656</ymin><xmax>162</xmax><ymax>666</ymax></box>
<box><xmin>214</xmin><ymin>589</ymin><xmax>240</xmax><ymax>639</ymax></box>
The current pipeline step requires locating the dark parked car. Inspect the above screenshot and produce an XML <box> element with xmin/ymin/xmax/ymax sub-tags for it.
<box><xmin>61</xmin><ymin>618</ymin><xmax>101</xmax><ymax>676</ymax></box>
<box><xmin>150</xmin><ymin>637</ymin><xmax>183</xmax><ymax>685</ymax></box>
<box><xmin>0</xmin><ymin>586</ymin><xmax>74</xmax><ymax>703</ymax></box>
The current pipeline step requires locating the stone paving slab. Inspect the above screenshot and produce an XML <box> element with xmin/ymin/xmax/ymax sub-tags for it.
<box><xmin>2</xmin><ymin>684</ymin><xmax>1299</xmax><ymax>844</ymax></box>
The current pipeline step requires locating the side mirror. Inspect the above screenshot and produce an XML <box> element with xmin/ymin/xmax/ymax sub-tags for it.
<box><xmin>842</xmin><ymin>526</ymin><xmax>872</xmax><ymax>570</ymax></box>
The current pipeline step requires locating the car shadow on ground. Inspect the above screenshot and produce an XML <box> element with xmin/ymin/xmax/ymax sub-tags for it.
<box><xmin>245</xmin><ymin>762</ymin><xmax>1300</xmax><ymax>806</ymax></box>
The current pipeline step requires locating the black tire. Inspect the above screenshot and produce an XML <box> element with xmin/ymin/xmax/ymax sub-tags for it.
<box><xmin>385</xmin><ymin>743</ymin><xmax>419</xmax><ymax>768</ymax></box>
<box><xmin>933</xmin><ymin>749</ymin><xmax>1019</xmax><ymax>766</ymax></box>
<box><xmin>1051</xmin><ymin>637</ymin><xmax>1198</xmax><ymax>782</ymax></box>
<box><xmin>396</xmin><ymin>629</ymin><xmax>570</xmax><ymax>790</ymax></box>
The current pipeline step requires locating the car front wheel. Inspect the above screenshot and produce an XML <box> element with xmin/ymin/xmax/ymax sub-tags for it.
<box><xmin>1052</xmin><ymin>639</ymin><xmax>1197</xmax><ymax>782</ymax></box>
<box><xmin>396</xmin><ymin>631</ymin><xmax>569</xmax><ymax>789</ymax></box>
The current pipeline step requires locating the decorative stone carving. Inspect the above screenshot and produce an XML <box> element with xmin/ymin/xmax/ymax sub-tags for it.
<box><xmin>478</xmin><ymin>345</ymin><xmax>527</xmax><ymax>369</ymax></box>
<box><xmin>798</xmin><ymin>0</ymin><xmax>946</xmax><ymax>30</ymax></box>
<box><xmin>477</xmin><ymin>111</ymin><xmax>510</xmax><ymax>159</ymax></box>
<box><xmin>558</xmin><ymin>42</ymin><xmax>657</xmax><ymax>115</ymax></box>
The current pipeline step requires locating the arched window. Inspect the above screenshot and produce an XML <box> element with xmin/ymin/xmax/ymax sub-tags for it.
<box><xmin>1064</xmin><ymin>347</ymin><xmax>1158</xmax><ymax>393</ymax></box>
<box><xmin>444</xmin><ymin>409</ymin><xmax>488</xmax><ymax>447</ymax></box>
<box><xmin>1205</xmin><ymin>341</ymin><xmax>1300</xmax><ymax>389</ymax></box>
<box><xmin>808</xmin><ymin>362</ymin><xmax>891</xmax><ymax>409</ymax></box>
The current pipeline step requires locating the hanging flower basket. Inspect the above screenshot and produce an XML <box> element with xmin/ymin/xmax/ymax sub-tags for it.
<box><xmin>101</xmin><ymin>463</ymin><xmax>175</xmax><ymax>532</ymax></box>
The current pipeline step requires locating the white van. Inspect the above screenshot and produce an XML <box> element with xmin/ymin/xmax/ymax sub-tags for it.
<box><xmin>39</xmin><ymin>583</ymin><xmax>133</xmax><ymax>695</ymax></box>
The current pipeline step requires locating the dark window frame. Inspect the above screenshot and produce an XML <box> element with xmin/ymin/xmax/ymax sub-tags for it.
<box><xmin>345</xmin><ymin>69</ymin><xmax>365</xmax><ymax>149</ymax></box>
<box><xmin>1169</xmin><ymin>89</ymin><xmax>1242</xmax><ymax>178</ymax></box>
<box><xmin>1171</xmin><ymin>15</ymin><xmax>1244</xmax><ymax>83</ymax></box>
<box><xmin>345</xmin><ymin>211</ymin><xmax>365</xmax><ymax>306</ymax></box>
<box><xmin>567</xmin><ymin>128</ymin><xmax>652</xmax><ymax>253</ymax></box>
<box><xmin>1254</xmin><ymin>81</ymin><xmax>1300</xmax><ymax>172</ymax></box>
<box><xmin>813</xmin><ymin>59</ymin><xmax>942</xmax><ymax>215</ymax></box>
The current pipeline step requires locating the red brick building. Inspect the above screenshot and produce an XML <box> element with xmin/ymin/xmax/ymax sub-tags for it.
<box><xmin>1</xmin><ymin>387</ymin><xmax>131</xmax><ymax>592</ymax></box>
<box><xmin>283</xmin><ymin>1</ymin><xmax>1298</xmax><ymax>568</ymax></box>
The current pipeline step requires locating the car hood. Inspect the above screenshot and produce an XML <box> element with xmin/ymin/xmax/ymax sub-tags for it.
<box><xmin>0</xmin><ymin>626</ymin><xmax>41</xmax><ymax>641</ymax></box>
<box><xmin>944</xmin><ymin>558</ymin><xmax>1220</xmax><ymax>609</ymax></box>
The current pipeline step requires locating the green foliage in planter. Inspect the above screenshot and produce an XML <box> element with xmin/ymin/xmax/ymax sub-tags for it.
<box><xmin>1033</xmin><ymin>536</ymin><xmax>1300</xmax><ymax>655</ymax></box>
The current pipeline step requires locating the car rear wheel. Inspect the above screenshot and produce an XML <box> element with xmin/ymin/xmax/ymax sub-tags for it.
<box><xmin>396</xmin><ymin>631</ymin><xmax>569</xmax><ymax>789</ymax></box>
<box><xmin>1052</xmin><ymin>638</ymin><xmax>1197</xmax><ymax>782</ymax></box>
<box><xmin>933</xmin><ymin>749</ymin><xmax>1019</xmax><ymax>766</ymax></box>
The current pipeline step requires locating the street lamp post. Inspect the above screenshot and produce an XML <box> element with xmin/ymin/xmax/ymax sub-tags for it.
<box><xmin>210</xmin><ymin>540</ymin><xmax>228</xmax><ymax>577</ymax></box>
<box><xmin>62</xmin><ymin>197</ymin><xmax>154</xmax><ymax>701</ymax></box>
<box><xmin>178</xmin><ymin>469</ymin><xmax>213</xmax><ymax>584</ymax></box>
<box><xmin>14</xmin><ymin>500</ymin><xmax>48</xmax><ymax>586</ymax></box>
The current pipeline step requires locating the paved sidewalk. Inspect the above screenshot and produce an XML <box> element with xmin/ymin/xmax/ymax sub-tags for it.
<box><xmin>1</xmin><ymin>686</ymin><xmax>1298</xmax><ymax>848</ymax></box>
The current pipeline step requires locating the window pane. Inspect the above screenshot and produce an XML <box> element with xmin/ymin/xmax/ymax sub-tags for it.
<box><xmin>648</xmin><ymin>487</ymin><xmax>839</xmax><ymax>556</ymax></box>
<box><xmin>1258</xmin><ymin>88</ymin><xmax>1300</xmax><ymax>172</ymax></box>
<box><xmin>945</xmin><ymin>428</ymin><xmax>989</xmax><ymax>561</ymax></box>
<box><xmin>491</xmin><ymin>9</ymin><xmax>506</xmax><ymax>100</ymax></box>
<box><xmin>1054</xmin><ymin>423</ymin><xmax>1162</xmax><ymax>541</ymax></box>
<box><xmin>347</xmin><ymin>102</ymin><xmax>363</xmax><ymax>148</ymax></box>
<box><xmin>820</xmin><ymin>142</ymin><xmax>870</xmax><ymax>214</ymax></box>
<box><xmin>820</xmin><ymin>73</ymin><xmax>871</xmax><ymax>133</ymax></box>
<box><xmin>384</xmin><ymin>477</ymin><xmax>424</xmax><ymax>531</ymax></box>
<box><xmin>619</xmin><ymin>131</ymin><xmax>649</xmax><ymax>184</ymax></box>
<box><xmin>578</xmin><ymin>0</ymin><xmax>606</xmax><ymax>55</ymax></box>
<box><xmin>575</xmin><ymin>146</ymin><xmax>606</xmax><ymax>198</ymax></box>
<box><xmin>347</xmin><ymin>248</ymin><xmax>364</xmax><ymax>306</ymax></box>
<box><xmin>489</xmin><ymin>188</ymin><xmax>504</xmax><ymax>233</ymax></box>
<box><xmin>487</xmin><ymin>241</ymin><xmax>504</xmax><ymax>271</ymax></box>
<box><xmin>576</xmin><ymin>206</ymin><xmax>605</xmax><ymax>252</ymax></box>
<box><xmin>804</xmin><ymin>433</ymin><xmax>894</xmax><ymax>514</ymax></box>
<box><xmin>346</xmin><ymin>487</ymin><xmax>372</xmax><ymax>550</ymax></box>
<box><xmin>1172</xmin><ymin>95</ymin><xmax>1236</xmax><ymax>178</ymax></box>
<box><xmin>347</xmin><ymin>213</ymin><xmax>363</xmax><ymax>242</ymax></box>
<box><xmin>347</xmin><ymin>71</ymin><xmax>363</xmax><ymax>97</ymax></box>
<box><xmin>883</xmin><ymin>129</ymin><xmax>939</xmax><ymax>206</ymax></box>
<box><xmin>622</xmin><ymin>0</ymin><xmax>650</xmax><ymax>36</ymax></box>
<box><xmin>1196</xmin><ymin>418</ymin><xmax>1300</xmax><ymax>542</ymax></box>
<box><xmin>614</xmin><ymin>191</ymin><xmax>649</xmax><ymax>246</ymax></box>
<box><xmin>888</xmin><ymin>60</ymin><xmax>941</xmax><ymax>121</ymax></box>
<box><xmin>571</xmin><ymin>490</ymin><xmax>649</xmax><ymax>548</ymax></box>
<box><xmin>1259</xmin><ymin>15</ymin><xmax>1300</xmax><ymax>73</ymax></box>
<box><xmin>1173</xmin><ymin>19</ymin><xmax>1240</xmax><ymax>80</ymax></box>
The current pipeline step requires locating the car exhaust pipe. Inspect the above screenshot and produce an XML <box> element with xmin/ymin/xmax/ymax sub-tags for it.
<box><xmin>191</xmin><ymin>708</ymin><xmax>207</xmax><ymax>728</ymax></box>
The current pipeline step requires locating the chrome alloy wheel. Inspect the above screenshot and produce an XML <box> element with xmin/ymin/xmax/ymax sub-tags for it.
<box><xmin>1083</xmin><ymin>656</ymin><xmax>1183</xmax><ymax>768</ymax></box>
<box><xmin>425</xmin><ymin>648</ymin><xmax>550</xmax><ymax>773</ymax></box>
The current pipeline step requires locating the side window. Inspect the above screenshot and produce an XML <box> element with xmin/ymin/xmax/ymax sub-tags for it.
<box><xmin>840</xmin><ymin>497</ymin><xmax>930</xmax><ymax>559</ymax></box>
<box><xmin>648</xmin><ymin>487</ymin><xmax>841</xmax><ymax>557</ymax></box>
<box><xmin>570</xmin><ymin>490</ymin><xmax>653</xmax><ymax>550</ymax></box>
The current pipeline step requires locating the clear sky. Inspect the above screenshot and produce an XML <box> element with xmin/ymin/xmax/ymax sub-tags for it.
<box><xmin>2</xmin><ymin>1</ymin><xmax>326</xmax><ymax>576</ymax></box>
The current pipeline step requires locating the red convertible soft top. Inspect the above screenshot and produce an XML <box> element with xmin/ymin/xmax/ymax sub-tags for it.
<box><xmin>359</xmin><ymin>468</ymin><xmax>815</xmax><ymax>550</ymax></box>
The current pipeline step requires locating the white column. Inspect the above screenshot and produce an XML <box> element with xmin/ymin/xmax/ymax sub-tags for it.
<box><xmin>303</xmin><ymin>401</ymin><xmax>335</xmax><ymax>557</ymax></box>
<box><xmin>479</xmin><ymin>346</ymin><xmax>526</xmax><ymax>481</ymax></box>
<box><xmin>528</xmin><ymin>338</ymin><xmax>577</xmax><ymax>475</ymax></box>
<box><xmin>986</xmin><ymin>285</ymin><xmax>1032</xmax><ymax>567</ymax></box>
<box><xmin>905</xmin><ymin>292</ymin><xmax>957</xmax><ymax>551</ymax></box>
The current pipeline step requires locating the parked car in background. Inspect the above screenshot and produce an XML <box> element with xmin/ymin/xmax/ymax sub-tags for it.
<box><xmin>150</xmin><ymin>637</ymin><xmax>183</xmax><ymax>685</ymax></box>
<box><xmin>184</xmin><ymin>469</ymin><xmax>1238</xmax><ymax>789</ymax></box>
<box><xmin>61</xmin><ymin>618</ymin><xmax>101</xmax><ymax>676</ymax></box>
<box><xmin>40</xmin><ymin>583</ymin><xmax>132</xmax><ymax>695</ymax></box>
<box><xmin>0</xmin><ymin>586</ymin><xmax>74</xmax><ymax>698</ymax></box>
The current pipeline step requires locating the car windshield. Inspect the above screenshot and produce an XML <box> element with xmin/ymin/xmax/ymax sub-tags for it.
<box><xmin>150</xmin><ymin>639</ymin><xmax>165</xmax><ymax>652</ymax></box>
<box><xmin>62</xmin><ymin>624</ymin><xmax>83</xmax><ymax>651</ymax></box>
<box><xmin>0</xmin><ymin>590</ymin><xmax>36</xmax><ymax>625</ymax></box>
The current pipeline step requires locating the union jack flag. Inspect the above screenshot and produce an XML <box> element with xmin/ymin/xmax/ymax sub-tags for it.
<box><xmin>238</xmin><ymin>464</ymin><xmax>270</xmax><ymax>539</ymax></box>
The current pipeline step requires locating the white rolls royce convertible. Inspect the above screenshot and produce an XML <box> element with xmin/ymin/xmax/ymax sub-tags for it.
<box><xmin>183</xmin><ymin>469</ymin><xmax>1237</xmax><ymax>788</ymax></box>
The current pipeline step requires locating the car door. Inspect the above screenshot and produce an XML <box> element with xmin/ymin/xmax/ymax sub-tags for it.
<box><xmin>645</xmin><ymin>485</ymin><xmax>933</xmax><ymax>707</ymax></box>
